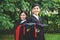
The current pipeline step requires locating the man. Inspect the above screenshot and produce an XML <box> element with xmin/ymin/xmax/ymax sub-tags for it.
<box><xmin>27</xmin><ymin>3</ymin><xmax>45</xmax><ymax>40</ymax></box>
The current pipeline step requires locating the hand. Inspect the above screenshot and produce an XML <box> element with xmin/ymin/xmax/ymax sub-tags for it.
<box><xmin>26</xmin><ymin>28</ymin><xmax>31</xmax><ymax>32</ymax></box>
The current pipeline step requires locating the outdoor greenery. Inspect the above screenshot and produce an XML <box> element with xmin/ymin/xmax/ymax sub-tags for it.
<box><xmin>0</xmin><ymin>0</ymin><xmax>60</xmax><ymax>33</ymax></box>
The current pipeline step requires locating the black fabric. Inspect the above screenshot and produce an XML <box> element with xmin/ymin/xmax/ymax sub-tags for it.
<box><xmin>26</xmin><ymin>15</ymin><xmax>45</xmax><ymax>40</ymax></box>
<box><xmin>19</xmin><ymin>21</ymin><xmax>28</xmax><ymax>40</ymax></box>
<box><xmin>29</xmin><ymin>15</ymin><xmax>43</xmax><ymax>23</ymax></box>
<box><xmin>14</xmin><ymin>20</ymin><xmax>28</xmax><ymax>40</ymax></box>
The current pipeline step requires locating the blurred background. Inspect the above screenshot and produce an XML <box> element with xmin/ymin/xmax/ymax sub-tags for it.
<box><xmin>0</xmin><ymin>0</ymin><xmax>60</xmax><ymax>40</ymax></box>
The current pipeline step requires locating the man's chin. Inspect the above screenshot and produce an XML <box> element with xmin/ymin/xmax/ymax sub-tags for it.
<box><xmin>35</xmin><ymin>13</ymin><xmax>39</xmax><ymax>14</ymax></box>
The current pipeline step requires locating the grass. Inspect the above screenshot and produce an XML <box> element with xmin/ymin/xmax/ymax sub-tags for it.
<box><xmin>45</xmin><ymin>33</ymin><xmax>60</xmax><ymax>40</ymax></box>
<box><xmin>0</xmin><ymin>33</ymin><xmax>60</xmax><ymax>40</ymax></box>
<box><xmin>0</xmin><ymin>34</ymin><xmax>14</xmax><ymax>40</ymax></box>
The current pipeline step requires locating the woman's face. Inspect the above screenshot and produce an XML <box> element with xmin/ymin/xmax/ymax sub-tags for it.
<box><xmin>20</xmin><ymin>12</ymin><xmax>27</xmax><ymax>20</ymax></box>
<box><xmin>32</xmin><ymin>6</ymin><xmax>40</xmax><ymax>15</ymax></box>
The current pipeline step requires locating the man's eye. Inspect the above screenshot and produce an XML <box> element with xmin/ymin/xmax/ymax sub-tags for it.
<box><xmin>37</xmin><ymin>8</ymin><xmax>38</xmax><ymax>9</ymax></box>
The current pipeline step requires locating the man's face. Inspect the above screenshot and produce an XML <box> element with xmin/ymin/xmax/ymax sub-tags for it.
<box><xmin>32</xmin><ymin>6</ymin><xmax>40</xmax><ymax>15</ymax></box>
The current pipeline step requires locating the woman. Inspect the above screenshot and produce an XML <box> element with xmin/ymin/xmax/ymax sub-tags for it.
<box><xmin>15</xmin><ymin>11</ymin><xmax>28</xmax><ymax>40</ymax></box>
<box><xmin>28</xmin><ymin>3</ymin><xmax>45</xmax><ymax>40</ymax></box>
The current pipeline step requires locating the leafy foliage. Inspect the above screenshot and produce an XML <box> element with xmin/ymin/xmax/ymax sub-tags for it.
<box><xmin>0</xmin><ymin>0</ymin><xmax>60</xmax><ymax>33</ymax></box>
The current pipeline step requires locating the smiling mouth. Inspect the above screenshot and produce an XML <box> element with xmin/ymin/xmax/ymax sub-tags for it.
<box><xmin>35</xmin><ymin>11</ymin><xmax>39</xmax><ymax>12</ymax></box>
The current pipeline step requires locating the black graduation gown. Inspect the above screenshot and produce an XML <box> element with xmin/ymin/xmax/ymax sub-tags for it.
<box><xmin>27</xmin><ymin>15</ymin><xmax>45</xmax><ymax>40</ymax></box>
<box><xmin>19</xmin><ymin>21</ymin><xmax>28</xmax><ymax>40</ymax></box>
<box><xmin>15</xmin><ymin>20</ymin><xmax>27</xmax><ymax>40</ymax></box>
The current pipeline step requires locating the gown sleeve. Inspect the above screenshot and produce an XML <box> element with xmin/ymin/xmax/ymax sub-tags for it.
<box><xmin>15</xmin><ymin>24</ymin><xmax>22</xmax><ymax>40</ymax></box>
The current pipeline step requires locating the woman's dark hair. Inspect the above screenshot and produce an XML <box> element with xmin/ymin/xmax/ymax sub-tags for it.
<box><xmin>32</xmin><ymin>3</ymin><xmax>40</xmax><ymax>9</ymax></box>
<box><xmin>20</xmin><ymin>11</ymin><xmax>28</xmax><ymax>16</ymax></box>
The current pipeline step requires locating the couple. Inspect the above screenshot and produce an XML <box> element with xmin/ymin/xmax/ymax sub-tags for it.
<box><xmin>15</xmin><ymin>3</ymin><xmax>45</xmax><ymax>40</ymax></box>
